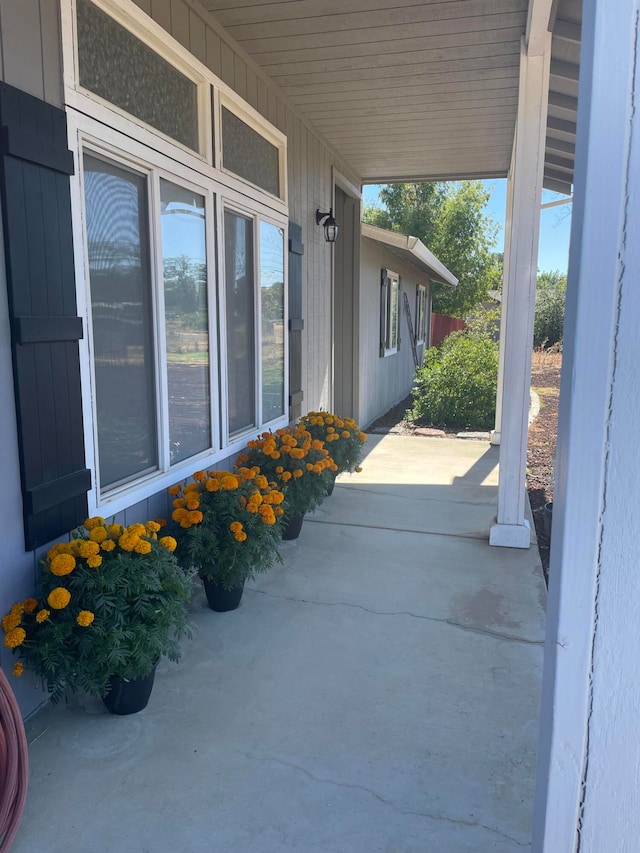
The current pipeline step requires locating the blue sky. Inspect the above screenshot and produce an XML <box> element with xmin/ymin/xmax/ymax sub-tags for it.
<box><xmin>363</xmin><ymin>181</ymin><xmax>572</xmax><ymax>274</ymax></box>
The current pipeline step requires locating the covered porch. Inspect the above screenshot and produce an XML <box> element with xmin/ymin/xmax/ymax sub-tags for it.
<box><xmin>13</xmin><ymin>434</ymin><xmax>545</xmax><ymax>852</ymax></box>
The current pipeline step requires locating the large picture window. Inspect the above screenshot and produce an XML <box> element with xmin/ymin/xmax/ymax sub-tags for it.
<box><xmin>415</xmin><ymin>284</ymin><xmax>428</xmax><ymax>345</ymax></box>
<box><xmin>380</xmin><ymin>269</ymin><xmax>401</xmax><ymax>357</ymax></box>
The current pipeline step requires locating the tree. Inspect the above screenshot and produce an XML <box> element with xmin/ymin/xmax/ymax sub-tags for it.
<box><xmin>534</xmin><ymin>270</ymin><xmax>566</xmax><ymax>347</ymax></box>
<box><xmin>363</xmin><ymin>182</ymin><xmax>502</xmax><ymax>318</ymax></box>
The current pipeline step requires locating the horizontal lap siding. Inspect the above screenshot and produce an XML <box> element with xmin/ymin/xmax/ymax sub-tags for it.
<box><xmin>133</xmin><ymin>0</ymin><xmax>360</xmax><ymax>412</ymax></box>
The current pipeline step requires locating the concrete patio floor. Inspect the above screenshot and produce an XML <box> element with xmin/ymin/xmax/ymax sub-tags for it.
<box><xmin>13</xmin><ymin>435</ymin><xmax>546</xmax><ymax>852</ymax></box>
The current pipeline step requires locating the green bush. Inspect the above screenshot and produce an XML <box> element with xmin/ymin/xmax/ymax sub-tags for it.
<box><xmin>534</xmin><ymin>271</ymin><xmax>566</xmax><ymax>347</ymax></box>
<box><xmin>409</xmin><ymin>331</ymin><xmax>498</xmax><ymax>430</ymax></box>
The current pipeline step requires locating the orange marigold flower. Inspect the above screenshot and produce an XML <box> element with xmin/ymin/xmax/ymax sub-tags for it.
<box><xmin>12</xmin><ymin>662</ymin><xmax>24</xmax><ymax>677</ymax></box>
<box><xmin>78</xmin><ymin>541</ymin><xmax>100</xmax><ymax>559</ymax></box>
<box><xmin>293</xmin><ymin>469</ymin><xmax>303</xmax><ymax>478</ymax></box>
<box><xmin>128</xmin><ymin>523</ymin><xmax>146</xmax><ymax>537</ymax></box>
<box><xmin>254</xmin><ymin>475</ymin><xmax>268</xmax><ymax>489</ymax></box>
<box><xmin>282</xmin><ymin>471</ymin><xmax>292</xmax><ymax>481</ymax></box>
<box><xmin>188</xmin><ymin>510</ymin><xmax>203</xmax><ymax>524</ymax></box>
<box><xmin>159</xmin><ymin>536</ymin><xmax>177</xmax><ymax>553</ymax></box>
<box><xmin>2</xmin><ymin>613</ymin><xmax>21</xmax><ymax>632</ymax></box>
<box><xmin>168</xmin><ymin>485</ymin><xmax>181</xmax><ymax>496</ymax></box>
<box><xmin>36</xmin><ymin>608</ymin><xmax>50</xmax><ymax>623</ymax></box>
<box><xmin>235</xmin><ymin>531</ymin><xmax>248</xmax><ymax>542</ymax></box>
<box><xmin>47</xmin><ymin>542</ymin><xmax>73</xmax><ymax>560</ymax></box>
<box><xmin>118</xmin><ymin>532</ymin><xmax>140</xmax><ymax>552</ymax></box>
<box><xmin>220</xmin><ymin>475</ymin><xmax>239</xmax><ymax>491</ymax></box>
<box><xmin>357</xmin><ymin>432</ymin><xmax>367</xmax><ymax>442</ymax></box>
<box><xmin>205</xmin><ymin>478</ymin><xmax>220</xmax><ymax>492</ymax></box>
<box><xmin>305</xmin><ymin>463</ymin><xmax>314</xmax><ymax>471</ymax></box>
<box><xmin>275</xmin><ymin>506</ymin><xmax>285</xmax><ymax>516</ymax></box>
<box><xmin>100</xmin><ymin>539</ymin><xmax>116</xmax><ymax>552</ymax></box>
<box><xmin>146</xmin><ymin>521</ymin><xmax>161</xmax><ymax>534</ymax></box>
<box><xmin>134</xmin><ymin>540</ymin><xmax>152</xmax><ymax>555</ymax></box>
<box><xmin>155</xmin><ymin>518</ymin><xmax>167</xmax><ymax>528</ymax></box>
<box><xmin>311</xmin><ymin>439</ymin><xmax>324</xmax><ymax>450</ymax></box>
<box><xmin>48</xmin><ymin>587</ymin><xmax>71</xmax><ymax>610</ymax></box>
<box><xmin>185</xmin><ymin>483</ymin><xmax>200</xmax><ymax>494</ymax></box>
<box><xmin>193</xmin><ymin>470</ymin><xmax>206</xmax><ymax>481</ymax></box>
<box><xmin>229</xmin><ymin>522</ymin><xmax>243</xmax><ymax>534</ymax></box>
<box><xmin>172</xmin><ymin>508</ymin><xmax>189</xmax><ymax>523</ymax></box>
<box><xmin>77</xmin><ymin>610</ymin><xmax>95</xmax><ymax>627</ymax></box>
<box><xmin>89</xmin><ymin>526</ymin><xmax>108</xmax><ymax>543</ymax></box>
<box><xmin>275</xmin><ymin>466</ymin><xmax>284</xmax><ymax>474</ymax></box>
<box><xmin>87</xmin><ymin>555</ymin><xmax>103</xmax><ymax>568</ymax></box>
<box><xmin>23</xmin><ymin>598</ymin><xmax>38</xmax><ymax>614</ymax></box>
<box><xmin>186</xmin><ymin>498</ymin><xmax>200</xmax><ymax>511</ymax></box>
<box><xmin>107</xmin><ymin>523</ymin><xmax>123</xmax><ymax>539</ymax></box>
<box><xmin>173</xmin><ymin>498</ymin><xmax>187</xmax><ymax>509</ymax></box>
<box><xmin>84</xmin><ymin>516</ymin><xmax>105</xmax><ymax>531</ymax></box>
<box><xmin>50</xmin><ymin>553</ymin><xmax>77</xmax><ymax>576</ymax></box>
<box><xmin>355</xmin><ymin>466</ymin><xmax>363</xmax><ymax>473</ymax></box>
<box><xmin>342</xmin><ymin>431</ymin><xmax>351</xmax><ymax>439</ymax></box>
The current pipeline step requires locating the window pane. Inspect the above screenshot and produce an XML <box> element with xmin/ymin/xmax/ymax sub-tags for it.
<box><xmin>390</xmin><ymin>279</ymin><xmax>399</xmax><ymax>349</ymax></box>
<box><xmin>83</xmin><ymin>154</ymin><xmax>157</xmax><ymax>489</ymax></box>
<box><xmin>225</xmin><ymin>211</ymin><xmax>255</xmax><ymax>435</ymax></box>
<box><xmin>160</xmin><ymin>181</ymin><xmax>210</xmax><ymax>464</ymax></box>
<box><xmin>222</xmin><ymin>107</ymin><xmax>280</xmax><ymax>197</ymax></box>
<box><xmin>77</xmin><ymin>0</ymin><xmax>199</xmax><ymax>151</ymax></box>
<box><xmin>260</xmin><ymin>222</ymin><xmax>285</xmax><ymax>422</ymax></box>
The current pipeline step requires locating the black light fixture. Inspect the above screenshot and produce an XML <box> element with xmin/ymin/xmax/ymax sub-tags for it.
<box><xmin>316</xmin><ymin>208</ymin><xmax>339</xmax><ymax>243</ymax></box>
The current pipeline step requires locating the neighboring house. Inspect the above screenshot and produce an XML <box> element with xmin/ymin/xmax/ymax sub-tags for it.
<box><xmin>357</xmin><ymin>222</ymin><xmax>457</xmax><ymax>428</ymax></box>
<box><xmin>0</xmin><ymin>1</ymin><xmax>639</xmax><ymax>849</ymax></box>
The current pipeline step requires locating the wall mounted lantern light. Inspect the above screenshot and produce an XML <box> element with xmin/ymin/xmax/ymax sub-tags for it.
<box><xmin>316</xmin><ymin>208</ymin><xmax>339</xmax><ymax>243</ymax></box>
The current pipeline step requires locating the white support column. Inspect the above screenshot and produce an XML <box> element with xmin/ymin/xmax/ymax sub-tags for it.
<box><xmin>491</xmin><ymin>156</ymin><xmax>516</xmax><ymax>447</ymax></box>
<box><xmin>489</xmin><ymin>36</ymin><xmax>551</xmax><ymax>549</ymax></box>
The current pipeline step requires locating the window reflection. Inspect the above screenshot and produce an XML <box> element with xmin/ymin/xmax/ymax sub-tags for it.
<box><xmin>260</xmin><ymin>222</ymin><xmax>285</xmax><ymax>422</ymax></box>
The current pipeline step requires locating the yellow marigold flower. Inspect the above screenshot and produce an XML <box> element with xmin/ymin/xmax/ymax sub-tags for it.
<box><xmin>172</xmin><ymin>508</ymin><xmax>189</xmax><ymax>523</ymax></box>
<box><xmin>327</xmin><ymin>426</ymin><xmax>335</xmax><ymax>433</ymax></box>
<box><xmin>159</xmin><ymin>536</ymin><xmax>177</xmax><ymax>553</ymax></box>
<box><xmin>2</xmin><ymin>613</ymin><xmax>20</xmax><ymax>632</ymax></box>
<box><xmin>118</xmin><ymin>532</ymin><xmax>140</xmax><ymax>552</ymax></box>
<box><xmin>107</xmin><ymin>523</ymin><xmax>123</xmax><ymax>539</ymax></box>
<box><xmin>84</xmin><ymin>516</ymin><xmax>105</xmax><ymax>531</ymax></box>
<box><xmin>220</xmin><ymin>475</ymin><xmax>239</xmax><ymax>491</ymax></box>
<box><xmin>275</xmin><ymin>466</ymin><xmax>284</xmax><ymax>474</ymax></box>
<box><xmin>36</xmin><ymin>609</ymin><xmax>50</xmax><ymax>623</ymax></box>
<box><xmin>134</xmin><ymin>540</ymin><xmax>152</xmax><ymax>555</ymax></box>
<box><xmin>311</xmin><ymin>439</ymin><xmax>324</xmax><ymax>450</ymax></box>
<box><xmin>271</xmin><ymin>491</ymin><xmax>284</xmax><ymax>504</ymax></box>
<box><xmin>293</xmin><ymin>469</ymin><xmax>303</xmax><ymax>478</ymax></box>
<box><xmin>357</xmin><ymin>432</ymin><xmax>367</xmax><ymax>442</ymax></box>
<box><xmin>89</xmin><ymin>526</ymin><xmax>108</xmax><ymax>543</ymax></box>
<box><xmin>188</xmin><ymin>510</ymin><xmax>203</xmax><ymax>524</ymax></box>
<box><xmin>290</xmin><ymin>448</ymin><xmax>305</xmax><ymax>459</ymax></box>
<box><xmin>186</xmin><ymin>498</ymin><xmax>200</xmax><ymax>510</ymax></box>
<box><xmin>77</xmin><ymin>610</ymin><xmax>95</xmax><ymax>627</ymax></box>
<box><xmin>50</xmin><ymin>553</ymin><xmax>77</xmax><ymax>576</ymax></box>
<box><xmin>128</xmin><ymin>523</ymin><xmax>146</xmax><ymax>537</ymax></box>
<box><xmin>100</xmin><ymin>539</ymin><xmax>116</xmax><ymax>552</ymax></box>
<box><xmin>342</xmin><ymin>430</ymin><xmax>351</xmax><ymax>439</ymax></box>
<box><xmin>355</xmin><ymin>466</ymin><xmax>363</xmax><ymax>473</ymax></box>
<box><xmin>4</xmin><ymin>627</ymin><xmax>26</xmax><ymax>648</ymax></box>
<box><xmin>205</xmin><ymin>478</ymin><xmax>220</xmax><ymax>492</ymax></box>
<box><xmin>168</xmin><ymin>484</ymin><xmax>181</xmax><ymax>496</ymax></box>
<box><xmin>78</xmin><ymin>541</ymin><xmax>100</xmax><ymax>559</ymax></box>
<box><xmin>47</xmin><ymin>542</ymin><xmax>73</xmax><ymax>559</ymax></box>
<box><xmin>229</xmin><ymin>521</ymin><xmax>243</xmax><ymax>534</ymax></box>
<box><xmin>87</xmin><ymin>555</ymin><xmax>102</xmax><ymax>568</ymax></box>
<box><xmin>12</xmin><ymin>662</ymin><xmax>24</xmax><ymax>677</ymax></box>
<box><xmin>23</xmin><ymin>598</ymin><xmax>38</xmax><ymax>614</ymax></box>
<box><xmin>282</xmin><ymin>471</ymin><xmax>292</xmax><ymax>482</ymax></box>
<box><xmin>47</xmin><ymin>588</ymin><xmax>70</xmax><ymax>610</ymax></box>
<box><xmin>305</xmin><ymin>463</ymin><xmax>314</xmax><ymax>471</ymax></box>
<box><xmin>335</xmin><ymin>420</ymin><xmax>344</xmax><ymax>428</ymax></box>
<box><xmin>146</xmin><ymin>521</ymin><xmax>161</xmax><ymax>534</ymax></box>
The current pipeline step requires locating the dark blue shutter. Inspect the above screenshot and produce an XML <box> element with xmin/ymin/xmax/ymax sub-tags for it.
<box><xmin>0</xmin><ymin>84</ymin><xmax>91</xmax><ymax>550</ymax></box>
<box><xmin>288</xmin><ymin>222</ymin><xmax>304</xmax><ymax>420</ymax></box>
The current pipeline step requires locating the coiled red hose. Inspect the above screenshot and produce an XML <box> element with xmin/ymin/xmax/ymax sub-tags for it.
<box><xmin>0</xmin><ymin>667</ymin><xmax>28</xmax><ymax>852</ymax></box>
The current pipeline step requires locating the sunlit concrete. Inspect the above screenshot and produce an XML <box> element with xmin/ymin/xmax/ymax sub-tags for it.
<box><xmin>14</xmin><ymin>435</ymin><xmax>545</xmax><ymax>853</ymax></box>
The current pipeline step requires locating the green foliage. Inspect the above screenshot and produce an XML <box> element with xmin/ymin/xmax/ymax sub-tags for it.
<box><xmin>170</xmin><ymin>471</ymin><xmax>284</xmax><ymax>590</ymax></box>
<box><xmin>409</xmin><ymin>331</ymin><xmax>499</xmax><ymax>430</ymax></box>
<box><xmin>534</xmin><ymin>270</ymin><xmax>566</xmax><ymax>347</ymax></box>
<box><xmin>363</xmin><ymin>182</ymin><xmax>502</xmax><ymax>318</ymax></box>
<box><xmin>5</xmin><ymin>521</ymin><xmax>193</xmax><ymax>702</ymax></box>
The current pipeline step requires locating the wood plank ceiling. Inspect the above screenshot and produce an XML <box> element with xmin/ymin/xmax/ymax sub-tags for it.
<box><xmin>204</xmin><ymin>0</ymin><xmax>580</xmax><ymax>192</ymax></box>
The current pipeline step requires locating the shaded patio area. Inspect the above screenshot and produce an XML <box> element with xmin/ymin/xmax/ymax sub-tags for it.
<box><xmin>14</xmin><ymin>435</ymin><xmax>546</xmax><ymax>852</ymax></box>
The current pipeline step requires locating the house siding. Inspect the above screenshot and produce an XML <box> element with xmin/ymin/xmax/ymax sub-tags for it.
<box><xmin>358</xmin><ymin>238</ymin><xmax>427</xmax><ymax>429</ymax></box>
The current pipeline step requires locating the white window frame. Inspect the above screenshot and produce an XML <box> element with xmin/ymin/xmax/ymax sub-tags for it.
<box><xmin>62</xmin><ymin>1</ymin><xmax>289</xmax><ymax>518</ymax></box>
<box><xmin>415</xmin><ymin>283</ymin><xmax>428</xmax><ymax>345</ymax></box>
<box><xmin>382</xmin><ymin>269</ymin><xmax>401</xmax><ymax>357</ymax></box>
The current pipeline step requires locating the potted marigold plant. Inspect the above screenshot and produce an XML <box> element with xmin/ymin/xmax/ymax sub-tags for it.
<box><xmin>2</xmin><ymin>518</ymin><xmax>193</xmax><ymax>714</ymax></box>
<box><xmin>236</xmin><ymin>425</ymin><xmax>337</xmax><ymax>540</ymax></box>
<box><xmin>169</xmin><ymin>468</ymin><xmax>285</xmax><ymax>612</ymax></box>
<box><xmin>299</xmin><ymin>412</ymin><xmax>368</xmax><ymax>490</ymax></box>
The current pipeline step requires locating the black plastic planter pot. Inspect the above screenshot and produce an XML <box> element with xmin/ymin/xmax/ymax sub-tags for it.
<box><xmin>102</xmin><ymin>662</ymin><xmax>158</xmax><ymax>716</ymax></box>
<box><xmin>203</xmin><ymin>578</ymin><xmax>244</xmax><ymax>612</ymax></box>
<box><xmin>282</xmin><ymin>514</ymin><xmax>304</xmax><ymax>541</ymax></box>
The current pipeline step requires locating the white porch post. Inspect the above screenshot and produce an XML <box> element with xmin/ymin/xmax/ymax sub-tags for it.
<box><xmin>533</xmin><ymin>0</ymin><xmax>640</xmax><ymax>849</ymax></box>
<box><xmin>490</xmin><ymin>155</ymin><xmax>516</xmax><ymax>447</ymax></box>
<box><xmin>489</xmin><ymin>35</ymin><xmax>550</xmax><ymax>548</ymax></box>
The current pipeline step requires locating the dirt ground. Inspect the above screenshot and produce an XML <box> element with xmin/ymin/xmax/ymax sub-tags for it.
<box><xmin>367</xmin><ymin>349</ymin><xmax>562</xmax><ymax>580</ymax></box>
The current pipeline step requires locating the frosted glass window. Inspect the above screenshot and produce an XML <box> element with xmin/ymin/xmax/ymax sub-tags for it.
<box><xmin>160</xmin><ymin>181</ymin><xmax>211</xmax><ymax>464</ymax></box>
<box><xmin>222</xmin><ymin>108</ymin><xmax>280</xmax><ymax>197</ymax></box>
<box><xmin>225</xmin><ymin>212</ymin><xmax>255</xmax><ymax>435</ymax></box>
<box><xmin>77</xmin><ymin>0</ymin><xmax>199</xmax><ymax>151</ymax></box>
<box><xmin>260</xmin><ymin>222</ymin><xmax>285</xmax><ymax>422</ymax></box>
<box><xmin>83</xmin><ymin>155</ymin><xmax>157</xmax><ymax>489</ymax></box>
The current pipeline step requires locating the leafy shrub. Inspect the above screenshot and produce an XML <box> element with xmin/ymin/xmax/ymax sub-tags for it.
<box><xmin>409</xmin><ymin>331</ymin><xmax>498</xmax><ymax>430</ymax></box>
<box><xmin>534</xmin><ymin>271</ymin><xmax>566</xmax><ymax>347</ymax></box>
